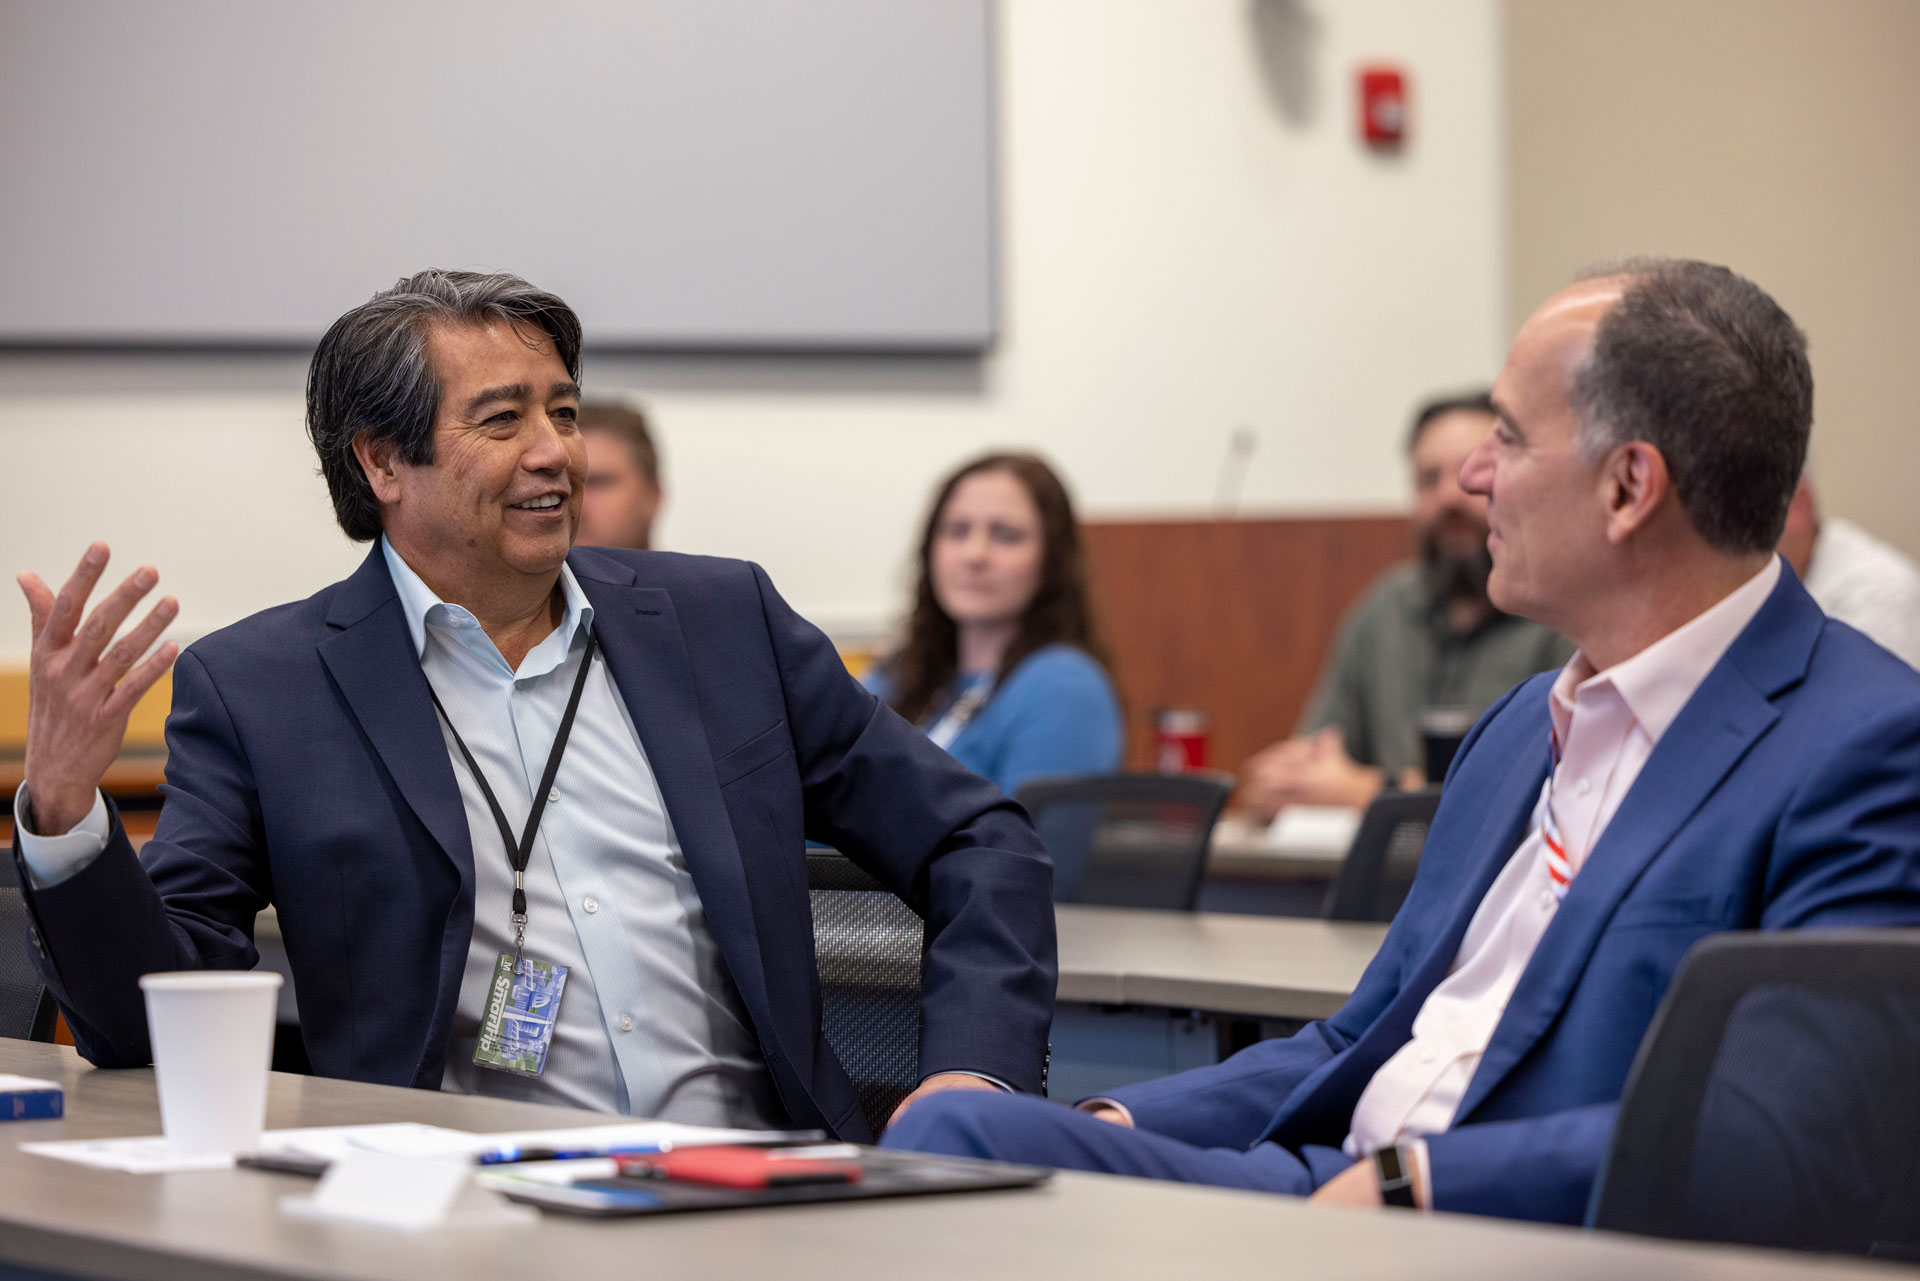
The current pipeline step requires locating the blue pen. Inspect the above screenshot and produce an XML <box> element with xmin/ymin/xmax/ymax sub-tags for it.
<box><xmin>477</xmin><ymin>1143</ymin><xmax>664</xmax><ymax>1165</ymax></box>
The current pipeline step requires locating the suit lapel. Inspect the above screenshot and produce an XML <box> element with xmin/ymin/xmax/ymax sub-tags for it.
<box><xmin>315</xmin><ymin>548</ymin><xmax>474</xmax><ymax>888</ymax></box>
<box><xmin>571</xmin><ymin>556</ymin><xmax>776</xmax><ymax>1034</ymax></box>
<box><xmin>316</xmin><ymin>547</ymin><xmax>478</xmax><ymax>1083</ymax></box>
<box><xmin>1402</xmin><ymin>740</ymin><xmax>1551</xmax><ymax>1004</ymax></box>
<box><xmin>1267</xmin><ymin>705</ymin><xmax>1551</xmax><ymax>1148</ymax></box>
<box><xmin>1454</xmin><ymin>567</ymin><xmax>1817</xmax><ymax>1119</ymax></box>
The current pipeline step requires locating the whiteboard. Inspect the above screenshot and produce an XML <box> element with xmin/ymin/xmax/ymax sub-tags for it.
<box><xmin>0</xmin><ymin>0</ymin><xmax>995</xmax><ymax>351</ymax></box>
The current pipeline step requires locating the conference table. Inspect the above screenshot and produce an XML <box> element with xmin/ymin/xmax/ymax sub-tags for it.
<box><xmin>1047</xmin><ymin>906</ymin><xmax>1385</xmax><ymax>1099</ymax></box>
<box><xmin>1201</xmin><ymin>807</ymin><xmax>1360</xmax><ymax>915</ymax></box>
<box><xmin>253</xmin><ymin>904</ymin><xmax>1386</xmax><ymax>1026</ymax></box>
<box><xmin>0</xmin><ymin>1039</ymin><xmax>1891</xmax><ymax>1281</ymax></box>
<box><xmin>1055</xmin><ymin>904</ymin><xmax>1384</xmax><ymax>1021</ymax></box>
<box><xmin>253</xmin><ymin>904</ymin><xmax>1387</xmax><ymax>1100</ymax></box>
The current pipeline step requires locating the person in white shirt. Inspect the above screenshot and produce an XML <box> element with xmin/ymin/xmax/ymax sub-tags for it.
<box><xmin>883</xmin><ymin>258</ymin><xmax>1920</xmax><ymax>1223</ymax></box>
<box><xmin>1778</xmin><ymin>474</ymin><xmax>1920</xmax><ymax>668</ymax></box>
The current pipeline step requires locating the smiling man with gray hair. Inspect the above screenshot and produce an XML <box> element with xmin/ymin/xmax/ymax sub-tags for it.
<box><xmin>12</xmin><ymin>269</ymin><xmax>1054</xmax><ymax>1138</ymax></box>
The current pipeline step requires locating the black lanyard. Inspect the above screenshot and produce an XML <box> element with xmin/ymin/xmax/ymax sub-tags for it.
<box><xmin>425</xmin><ymin>630</ymin><xmax>599</xmax><ymax>958</ymax></box>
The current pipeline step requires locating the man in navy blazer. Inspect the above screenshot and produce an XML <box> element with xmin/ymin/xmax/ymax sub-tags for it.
<box><xmin>887</xmin><ymin>259</ymin><xmax>1920</xmax><ymax>1219</ymax></box>
<box><xmin>11</xmin><ymin>271</ymin><xmax>1054</xmax><ymax>1141</ymax></box>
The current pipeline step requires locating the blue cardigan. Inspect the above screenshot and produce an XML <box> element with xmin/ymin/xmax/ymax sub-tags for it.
<box><xmin>865</xmin><ymin>644</ymin><xmax>1124</xmax><ymax>798</ymax></box>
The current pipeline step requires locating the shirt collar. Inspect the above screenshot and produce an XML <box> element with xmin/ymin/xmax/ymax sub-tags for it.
<box><xmin>1550</xmin><ymin>555</ymin><xmax>1782</xmax><ymax>747</ymax></box>
<box><xmin>380</xmin><ymin>536</ymin><xmax>594</xmax><ymax>665</ymax></box>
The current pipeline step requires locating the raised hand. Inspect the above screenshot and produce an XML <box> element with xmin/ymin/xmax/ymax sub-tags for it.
<box><xmin>17</xmin><ymin>542</ymin><xmax>179</xmax><ymax>836</ymax></box>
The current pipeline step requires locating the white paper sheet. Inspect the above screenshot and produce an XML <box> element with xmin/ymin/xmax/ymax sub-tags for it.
<box><xmin>18</xmin><ymin>1135</ymin><xmax>232</xmax><ymax>1173</ymax></box>
<box><xmin>280</xmin><ymin>1147</ymin><xmax>537</xmax><ymax>1231</ymax></box>
<box><xmin>21</xmin><ymin>1118</ymin><xmax>802</xmax><ymax>1173</ymax></box>
<box><xmin>1265</xmin><ymin>805</ymin><xmax>1363</xmax><ymax>857</ymax></box>
<box><xmin>18</xmin><ymin>1123</ymin><xmax>468</xmax><ymax>1173</ymax></box>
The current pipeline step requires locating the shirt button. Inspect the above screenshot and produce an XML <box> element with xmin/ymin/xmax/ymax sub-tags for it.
<box><xmin>549</xmin><ymin>786</ymin><xmax>561</xmax><ymax>804</ymax></box>
<box><xmin>618</xmin><ymin>1014</ymin><xmax>635</xmax><ymax>1033</ymax></box>
<box><xmin>1576</xmin><ymin>778</ymin><xmax>1592</xmax><ymax>796</ymax></box>
<box><xmin>1418</xmin><ymin>1046</ymin><xmax>1437</xmax><ymax>1065</ymax></box>
<box><xmin>1539</xmin><ymin>889</ymin><xmax>1556</xmax><ymax>910</ymax></box>
<box><xmin>583</xmin><ymin>896</ymin><xmax>599</xmax><ymax>914</ymax></box>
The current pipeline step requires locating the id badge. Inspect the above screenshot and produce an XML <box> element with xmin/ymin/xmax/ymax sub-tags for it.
<box><xmin>474</xmin><ymin>951</ymin><xmax>569</xmax><ymax>1076</ymax></box>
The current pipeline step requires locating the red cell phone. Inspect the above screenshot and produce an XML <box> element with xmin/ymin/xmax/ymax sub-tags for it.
<box><xmin>616</xmin><ymin>1146</ymin><xmax>862</xmax><ymax>1189</ymax></box>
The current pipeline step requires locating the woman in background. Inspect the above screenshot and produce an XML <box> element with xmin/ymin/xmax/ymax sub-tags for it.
<box><xmin>866</xmin><ymin>452</ymin><xmax>1123</xmax><ymax>798</ymax></box>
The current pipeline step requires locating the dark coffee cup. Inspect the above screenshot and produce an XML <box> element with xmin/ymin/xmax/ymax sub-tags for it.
<box><xmin>1418</xmin><ymin>705</ymin><xmax>1478</xmax><ymax>783</ymax></box>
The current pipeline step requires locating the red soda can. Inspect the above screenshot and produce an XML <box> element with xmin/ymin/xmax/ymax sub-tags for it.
<box><xmin>1155</xmin><ymin>709</ymin><xmax>1210</xmax><ymax>773</ymax></box>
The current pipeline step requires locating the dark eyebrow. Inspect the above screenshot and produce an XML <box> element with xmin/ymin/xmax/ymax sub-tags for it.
<box><xmin>457</xmin><ymin>380</ymin><xmax>581</xmax><ymax>419</ymax></box>
<box><xmin>459</xmin><ymin>383</ymin><xmax>530</xmax><ymax>418</ymax></box>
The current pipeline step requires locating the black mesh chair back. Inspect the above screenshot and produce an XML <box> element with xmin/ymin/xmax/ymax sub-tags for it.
<box><xmin>1016</xmin><ymin>772</ymin><xmax>1234</xmax><ymax>911</ymax></box>
<box><xmin>806</xmin><ymin>851</ymin><xmax>926</xmax><ymax>1137</ymax></box>
<box><xmin>1320</xmin><ymin>786</ymin><xmax>1442</xmax><ymax>923</ymax></box>
<box><xmin>1591</xmin><ymin>929</ymin><xmax>1920</xmax><ymax>1262</ymax></box>
<box><xmin>0</xmin><ymin>855</ymin><xmax>57</xmax><ymax>1041</ymax></box>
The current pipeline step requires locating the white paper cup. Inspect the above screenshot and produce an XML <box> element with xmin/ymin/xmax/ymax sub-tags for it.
<box><xmin>139</xmin><ymin>971</ymin><xmax>283</xmax><ymax>1158</ymax></box>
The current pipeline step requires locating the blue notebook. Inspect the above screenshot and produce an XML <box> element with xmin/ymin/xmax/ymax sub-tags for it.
<box><xmin>0</xmin><ymin>1076</ymin><xmax>62</xmax><ymax>1122</ymax></box>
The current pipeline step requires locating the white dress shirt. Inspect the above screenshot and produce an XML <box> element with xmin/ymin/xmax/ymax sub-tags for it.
<box><xmin>1805</xmin><ymin>517</ymin><xmax>1920</xmax><ymax>669</ymax></box>
<box><xmin>1342</xmin><ymin>558</ymin><xmax>1782</xmax><ymax>1198</ymax></box>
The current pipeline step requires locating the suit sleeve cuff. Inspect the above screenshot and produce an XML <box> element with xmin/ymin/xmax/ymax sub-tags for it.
<box><xmin>13</xmin><ymin>782</ymin><xmax>110</xmax><ymax>888</ymax></box>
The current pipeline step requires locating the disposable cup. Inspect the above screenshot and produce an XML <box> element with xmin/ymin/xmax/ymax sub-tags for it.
<box><xmin>138</xmin><ymin>971</ymin><xmax>283</xmax><ymax>1158</ymax></box>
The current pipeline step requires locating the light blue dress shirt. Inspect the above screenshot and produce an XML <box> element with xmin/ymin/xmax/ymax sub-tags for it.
<box><xmin>380</xmin><ymin>541</ymin><xmax>781</xmax><ymax>1125</ymax></box>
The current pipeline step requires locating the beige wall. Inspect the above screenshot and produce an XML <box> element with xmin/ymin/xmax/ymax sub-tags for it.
<box><xmin>1506</xmin><ymin>0</ymin><xmax>1920</xmax><ymax>558</ymax></box>
<box><xmin>0</xmin><ymin>1</ymin><xmax>1508</xmax><ymax>663</ymax></box>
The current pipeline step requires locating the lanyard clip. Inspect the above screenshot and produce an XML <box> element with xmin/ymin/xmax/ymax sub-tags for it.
<box><xmin>512</xmin><ymin>871</ymin><xmax>528</xmax><ymax>959</ymax></box>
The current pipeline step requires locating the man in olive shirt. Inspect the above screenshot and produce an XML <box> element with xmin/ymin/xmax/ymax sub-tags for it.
<box><xmin>1241</xmin><ymin>393</ymin><xmax>1572</xmax><ymax>819</ymax></box>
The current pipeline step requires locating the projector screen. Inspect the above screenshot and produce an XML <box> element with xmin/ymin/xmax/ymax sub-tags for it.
<box><xmin>0</xmin><ymin>0</ymin><xmax>996</xmax><ymax>351</ymax></box>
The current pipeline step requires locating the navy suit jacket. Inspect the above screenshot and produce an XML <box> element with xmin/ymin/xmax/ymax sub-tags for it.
<box><xmin>1109</xmin><ymin>564</ymin><xmax>1920</xmax><ymax>1222</ymax></box>
<box><xmin>16</xmin><ymin>546</ymin><xmax>1056</xmax><ymax>1141</ymax></box>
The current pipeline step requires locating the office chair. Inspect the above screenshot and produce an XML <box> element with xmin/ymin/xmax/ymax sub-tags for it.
<box><xmin>806</xmin><ymin>851</ymin><xmax>926</xmax><ymax>1136</ymax></box>
<box><xmin>1016</xmin><ymin>772</ymin><xmax>1235</xmax><ymax>911</ymax></box>
<box><xmin>0</xmin><ymin>854</ymin><xmax>58</xmax><ymax>1042</ymax></box>
<box><xmin>1590</xmin><ymin>930</ymin><xmax>1920</xmax><ymax>1263</ymax></box>
<box><xmin>1320</xmin><ymin>786</ymin><xmax>1442</xmax><ymax>923</ymax></box>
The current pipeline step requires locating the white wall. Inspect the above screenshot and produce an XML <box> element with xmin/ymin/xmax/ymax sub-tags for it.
<box><xmin>0</xmin><ymin>0</ymin><xmax>1505</xmax><ymax>662</ymax></box>
<box><xmin>1506</xmin><ymin>0</ymin><xmax>1920</xmax><ymax>561</ymax></box>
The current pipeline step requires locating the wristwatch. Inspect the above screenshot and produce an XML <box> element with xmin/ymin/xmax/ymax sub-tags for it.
<box><xmin>1370</xmin><ymin>1144</ymin><xmax>1417</xmax><ymax>1208</ymax></box>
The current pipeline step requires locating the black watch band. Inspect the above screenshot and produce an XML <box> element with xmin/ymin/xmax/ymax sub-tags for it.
<box><xmin>1370</xmin><ymin>1144</ymin><xmax>1417</xmax><ymax>1208</ymax></box>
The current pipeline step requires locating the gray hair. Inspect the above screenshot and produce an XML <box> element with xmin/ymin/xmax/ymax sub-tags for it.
<box><xmin>306</xmin><ymin>270</ymin><xmax>584</xmax><ymax>541</ymax></box>
<box><xmin>1569</xmin><ymin>258</ymin><xmax>1811</xmax><ymax>554</ymax></box>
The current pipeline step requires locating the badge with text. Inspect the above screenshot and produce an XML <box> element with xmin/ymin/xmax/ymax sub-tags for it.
<box><xmin>473</xmin><ymin>951</ymin><xmax>569</xmax><ymax>1077</ymax></box>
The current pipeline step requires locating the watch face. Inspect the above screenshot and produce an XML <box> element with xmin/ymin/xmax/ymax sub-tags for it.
<box><xmin>1373</xmin><ymin>1146</ymin><xmax>1406</xmax><ymax>1182</ymax></box>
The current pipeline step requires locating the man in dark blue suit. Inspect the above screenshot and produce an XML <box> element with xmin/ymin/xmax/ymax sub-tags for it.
<box><xmin>11</xmin><ymin>271</ymin><xmax>1054</xmax><ymax>1140</ymax></box>
<box><xmin>886</xmin><ymin>259</ymin><xmax>1920</xmax><ymax>1219</ymax></box>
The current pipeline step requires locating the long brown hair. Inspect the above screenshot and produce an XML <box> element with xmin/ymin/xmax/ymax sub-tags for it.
<box><xmin>886</xmin><ymin>452</ymin><xmax>1111</xmax><ymax>725</ymax></box>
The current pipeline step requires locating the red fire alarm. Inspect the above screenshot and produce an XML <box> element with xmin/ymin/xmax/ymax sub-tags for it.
<box><xmin>1358</xmin><ymin>65</ymin><xmax>1408</xmax><ymax>148</ymax></box>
